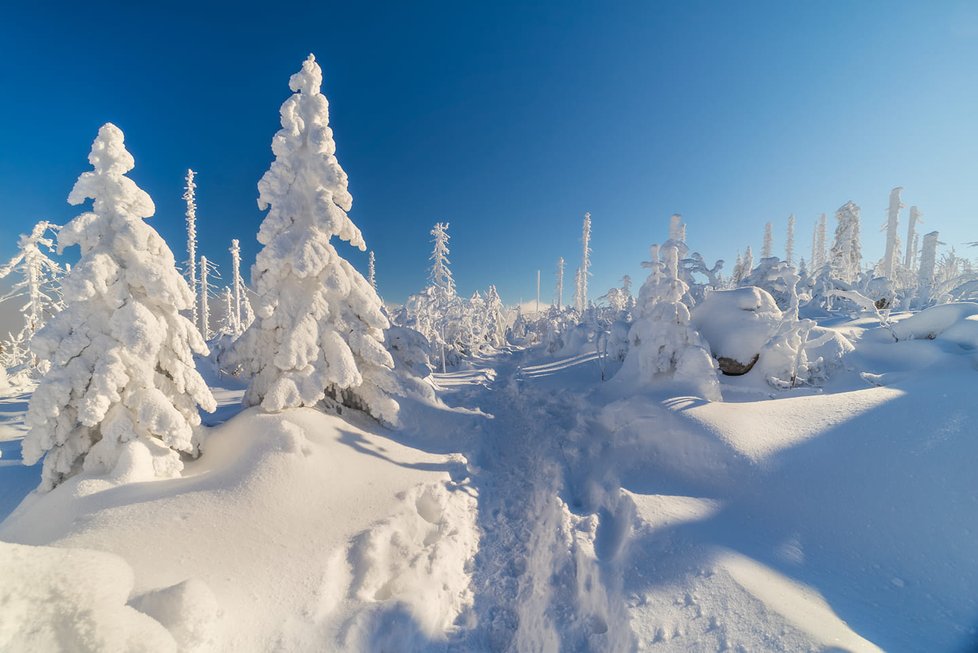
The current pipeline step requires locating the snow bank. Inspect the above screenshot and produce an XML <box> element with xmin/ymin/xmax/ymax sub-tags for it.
<box><xmin>1</xmin><ymin>407</ymin><xmax>477</xmax><ymax>651</ymax></box>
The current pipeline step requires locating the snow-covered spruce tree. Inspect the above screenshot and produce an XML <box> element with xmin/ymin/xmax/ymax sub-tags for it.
<box><xmin>762</xmin><ymin>222</ymin><xmax>773</xmax><ymax>258</ymax></box>
<box><xmin>23</xmin><ymin>123</ymin><xmax>216</xmax><ymax>490</ymax></box>
<box><xmin>620</xmin><ymin>243</ymin><xmax>719</xmax><ymax>399</ymax></box>
<box><xmin>785</xmin><ymin>214</ymin><xmax>795</xmax><ymax>266</ymax></box>
<box><xmin>183</xmin><ymin>169</ymin><xmax>199</xmax><ymax>328</ymax></box>
<box><xmin>881</xmin><ymin>186</ymin><xmax>903</xmax><ymax>280</ymax></box>
<box><xmin>829</xmin><ymin>201</ymin><xmax>862</xmax><ymax>284</ymax></box>
<box><xmin>0</xmin><ymin>221</ymin><xmax>65</xmax><ymax>373</ymax></box>
<box><xmin>232</xmin><ymin>55</ymin><xmax>398</xmax><ymax>425</ymax></box>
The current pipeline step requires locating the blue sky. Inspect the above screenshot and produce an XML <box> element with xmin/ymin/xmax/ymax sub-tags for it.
<box><xmin>1</xmin><ymin>1</ymin><xmax>977</xmax><ymax>311</ymax></box>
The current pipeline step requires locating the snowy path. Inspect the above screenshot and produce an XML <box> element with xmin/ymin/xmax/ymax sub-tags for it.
<box><xmin>438</xmin><ymin>352</ymin><xmax>634</xmax><ymax>652</ymax></box>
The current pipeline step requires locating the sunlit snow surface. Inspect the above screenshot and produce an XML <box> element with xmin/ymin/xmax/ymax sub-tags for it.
<box><xmin>2</xmin><ymin>315</ymin><xmax>978</xmax><ymax>651</ymax></box>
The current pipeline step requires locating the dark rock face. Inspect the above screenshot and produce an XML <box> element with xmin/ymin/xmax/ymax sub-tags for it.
<box><xmin>716</xmin><ymin>353</ymin><xmax>759</xmax><ymax>376</ymax></box>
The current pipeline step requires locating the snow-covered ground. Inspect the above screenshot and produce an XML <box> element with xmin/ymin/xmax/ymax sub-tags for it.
<box><xmin>2</xmin><ymin>316</ymin><xmax>978</xmax><ymax>652</ymax></box>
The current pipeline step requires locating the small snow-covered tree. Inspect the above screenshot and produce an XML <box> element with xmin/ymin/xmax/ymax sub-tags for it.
<box><xmin>829</xmin><ymin>201</ymin><xmax>862</xmax><ymax>284</ymax></box>
<box><xmin>484</xmin><ymin>285</ymin><xmax>505</xmax><ymax>348</ymax></box>
<box><xmin>232</xmin><ymin>55</ymin><xmax>398</xmax><ymax>425</ymax></box>
<box><xmin>575</xmin><ymin>212</ymin><xmax>592</xmax><ymax>313</ymax></box>
<box><xmin>785</xmin><ymin>214</ymin><xmax>795</xmax><ymax>266</ymax></box>
<box><xmin>762</xmin><ymin>222</ymin><xmax>773</xmax><ymax>258</ymax></box>
<box><xmin>881</xmin><ymin>186</ymin><xmax>903</xmax><ymax>280</ymax></box>
<box><xmin>183</xmin><ymin>169</ymin><xmax>199</xmax><ymax>327</ymax></box>
<box><xmin>0</xmin><ymin>221</ymin><xmax>65</xmax><ymax>372</ymax></box>
<box><xmin>621</xmin><ymin>243</ymin><xmax>719</xmax><ymax>399</ymax></box>
<box><xmin>23</xmin><ymin>123</ymin><xmax>216</xmax><ymax>490</ymax></box>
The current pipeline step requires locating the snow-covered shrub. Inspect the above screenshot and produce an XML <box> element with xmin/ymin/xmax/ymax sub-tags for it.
<box><xmin>618</xmin><ymin>244</ymin><xmax>720</xmax><ymax>400</ymax></box>
<box><xmin>231</xmin><ymin>55</ymin><xmax>399</xmax><ymax>426</ymax></box>
<box><xmin>23</xmin><ymin>123</ymin><xmax>216</xmax><ymax>490</ymax></box>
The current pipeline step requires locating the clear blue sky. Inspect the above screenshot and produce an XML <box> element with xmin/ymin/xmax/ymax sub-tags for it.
<box><xmin>2</xmin><ymin>1</ymin><xmax>976</xmax><ymax>309</ymax></box>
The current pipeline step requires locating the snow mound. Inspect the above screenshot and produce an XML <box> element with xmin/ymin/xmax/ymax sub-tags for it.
<box><xmin>891</xmin><ymin>302</ymin><xmax>978</xmax><ymax>347</ymax></box>
<box><xmin>0</xmin><ymin>541</ymin><xmax>177</xmax><ymax>652</ymax></box>
<box><xmin>1</xmin><ymin>407</ymin><xmax>477</xmax><ymax>651</ymax></box>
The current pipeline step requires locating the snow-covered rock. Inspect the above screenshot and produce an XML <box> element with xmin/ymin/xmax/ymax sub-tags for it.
<box><xmin>691</xmin><ymin>286</ymin><xmax>782</xmax><ymax>372</ymax></box>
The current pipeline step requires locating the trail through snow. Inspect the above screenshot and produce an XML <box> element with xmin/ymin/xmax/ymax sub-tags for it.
<box><xmin>439</xmin><ymin>352</ymin><xmax>634</xmax><ymax>653</ymax></box>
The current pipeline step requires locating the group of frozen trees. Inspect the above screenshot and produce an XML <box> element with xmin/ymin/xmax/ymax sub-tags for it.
<box><xmin>18</xmin><ymin>54</ymin><xmax>409</xmax><ymax>490</ymax></box>
<box><xmin>182</xmin><ymin>170</ymin><xmax>253</xmax><ymax>341</ymax></box>
<box><xmin>398</xmin><ymin>223</ymin><xmax>506</xmax><ymax>370</ymax></box>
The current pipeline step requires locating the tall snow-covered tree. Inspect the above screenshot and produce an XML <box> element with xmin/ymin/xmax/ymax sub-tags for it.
<box><xmin>198</xmin><ymin>255</ymin><xmax>220</xmax><ymax>340</ymax></box>
<box><xmin>785</xmin><ymin>214</ymin><xmax>795</xmax><ymax>266</ymax></box>
<box><xmin>0</xmin><ymin>221</ymin><xmax>65</xmax><ymax>371</ymax></box>
<box><xmin>917</xmin><ymin>230</ymin><xmax>939</xmax><ymax>303</ymax></box>
<box><xmin>228</xmin><ymin>238</ymin><xmax>253</xmax><ymax>336</ymax></box>
<box><xmin>183</xmin><ymin>169</ymin><xmax>199</xmax><ymax>327</ymax></box>
<box><xmin>554</xmin><ymin>256</ymin><xmax>564</xmax><ymax>310</ymax></box>
<box><xmin>575</xmin><ymin>212</ymin><xmax>591</xmax><ymax>313</ymax></box>
<box><xmin>762</xmin><ymin>222</ymin><xmax>773</xmax><ymax>258</ymax></box>
<box><xmin>23</xmin><ymin>123</ymin><xmax>215</xmax><ymax>490</ymax></box>
<box><xmin>218</xmin><ymin>286</ymin><xmax>236</xmax><ymax>336</ymax></box>
<box><xmin>429</xmin><ymin>222</ymin><xmax>455</xmax><ymax>296</ymax></box>
<box><xmin>829</xmin><ymin>201</ymin><xmax>862</xmax><ymax>284</ymax></box>
<box><xmin>232</xmin><ymin>54</ymin><xmax>398</xmax><ymax>425</ymax></box>
<box><xmin>904</xmin><ymin>206</ymin><xmax>922</xmax><ymax>271</ymax></box>
<box><xmin>368</xmin><ymin>250</ymin><xmax>376</xmax><ymax>291</ymax></box>
<box><xmin>881</xmin><ymin>186</ymin><xmax>903</xmax><ymax>279</ymax></box>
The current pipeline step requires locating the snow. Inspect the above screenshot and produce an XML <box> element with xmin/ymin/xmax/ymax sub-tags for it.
<box><xmin>3</xmin><ymin>311</ymin><xmax>978</xmax><ymax>650</ymax></box>
<box><xmin>2</xmin><ymin>400</ymin><xmax>478</xmax><ymax>651</ymax></box>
